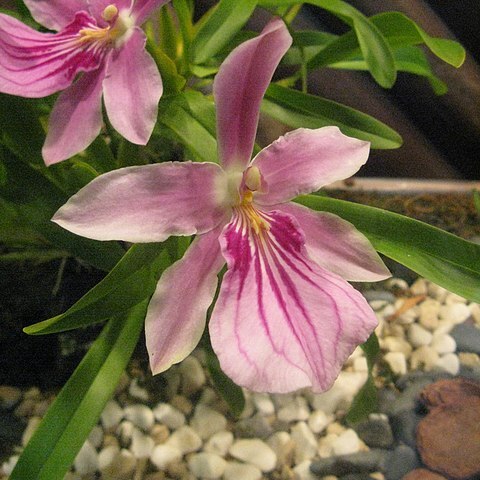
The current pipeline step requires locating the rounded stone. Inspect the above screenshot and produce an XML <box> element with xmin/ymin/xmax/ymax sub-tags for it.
<box><xmin>435</xmin><ymin>353</ymin><xmax>460</xmax><ymax>375</ymax></box>
<box><xmin>187</xmin><ymin>452</ymin><xmax>227</xmax><ymax>479</ymax></box>
<box><xmin>101</xmin><ymin>400</ymin><xmax>124</xmax><ymax>431</ymax></box>
<box><xmin>191</xmin><ymin>404</ymin><xmax>227</xmax><ymax>439</ymax></box>
<box><xmin>408</xmin><ymin>324</ymin><xmax>433</xmax><ymax>348</ymax></box>
<box><xmin>131</xmin><ymin>427</ymin><xmax>155</xmax><ymax>458</ymax></box>
<box><xmin>74</xmin><ymin>440</ymin><xmax>99</xmax><ymax>476</ymax></box>
<box><xmin>0</xmin><ymin>386</ymin><xmax>22</xmax><ymax>409</ymax></box>
<box><xmin>252</xmin><ymin>393</ymin><xmax>275</xmax><ymax>415</ymax></box>
<box><xmin>229</xmin><ymin>439</ymin><xmax>277</xmax><ymax>472</ymax></box>
<box><xmin>166</xmin><ymin>425</ymin><xmax>202</xmax><ymax>454</ymax></box>
<box><xmin>179</xmin><ymin>356</ymin><xmax>206</xmax><ymax>396</ymax></box>
<box><xmin>223</xmin><ymin>461</ymin><xmax>262</xmax><ymax>480</ymax></box>
<box><xmin>410</xmin><ymin>346</ymin><xmax>440</xmax><ymax>371</ymax></box>
<box><xmin>439</xmin><ymin>303</ymin><xmax>471</xmax><ymax>324</ymax></box>
<box><xmin>419</xmin><ymin>299</ymin><xmax>441</xmax><ymax>331</ymax></box>
<box><xmin>266</xmin><ymin>431</ymin><xmax>294</xmax><ymax>468</ymax></box>
<box><xmin>331</xmin><ymin>429</ymin><xmax>360</xmax><ymax>456</ymax></box>
<box><xmin>308</xmin><ymin>410</ymin><xmax>332</xmax><ymax>434</ymax></box>
<box><xmin>123</xmin><ymin>404</ymin><xmax>154</xmax><ymax>431</ymax></box>
<box><xmin>101</xmin><ymin>449</ymin><xmax>136</xmax><ymax>480</ymax></box>
<box><xmin>277</xmin><ymin>396</ymin><xmax>310</xmax><ymax>423</ymax></box>
<box><xmin>291</xmin><ymin>421</ymin><xmax>318</xmax><ymax>463</ymax></box>
<box><xmin>153</xmin><ymin>402</ymin><xmax>185</xmax><ymax>429</ymax></box>
<box><xmin>384</xmin><ymin>351</ymin><xmax>408</xmax><ymax>375</ymax></box>
<box><xmin>150</xmin><ymin>444</ymin><xmax>182</xmax><ymax>470</ymax></box>
<box><xmin>431</xmin><ymin>333</ymin><xmax>456</xmax><ymax>354</ymax></box>
<box><xmin>204</xmin><ymin>430</ymin><xmax>234</xmax><ymax>457</ymax></box>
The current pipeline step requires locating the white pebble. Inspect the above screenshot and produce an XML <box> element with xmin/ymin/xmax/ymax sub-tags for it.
<box><xmin>469</xmin><ymin>303</ymin><xmax>480</xmax><ymax>325</ymax></box>
<box><xmin>445</xmin><ymin>292</ymin><xmax>468</xmax><ymax>304</ymax></box>
<box><xmin>204</xmin><ymin>430</ymin><xmax>234</xmax><ymax>457</ymax></box>
<box><xmin>101</xmin><ymin>400</ymin><xmax>124</xmax><ymax>431</ymax></box>
<box><xmin>117</xmin><ymin>420</ymin><xmax>135</xmax><ymax>444</ymax></box>
<box><xmin>223</xmin><ymin>461</ymin><xmax>262</xmax><ymax>480</ymax></box>
<box><xmin>101</xmin><ymin>449</ymin><xmax>136</xmax><ymax>480</ymax></box>
<box><xmin>150</xmin><ymin>444</ymin><xmax>182</xmax><ymax>470</ymax></box>
<box><xmin>153</xmin><ymin>402</ymin><xmax>185</xmax><ymax>429</ymax></box>
<box><xmin>386</xmin><ymin>278</ymin><xmax>409</xmax><ymax>290</ymax></box>
<box><xmin>408</xmin><ymin>323</ymin><xmax>433</xmax><ymax>347</ymax></box>
<box><xmin>191</xmin><ymin>404</ymin><xmax>227</xmax><ymax>439</ymax></box>
<box><xmin>166</xmin><ymin>425</ymin><xmax>202</xmax><ymax>454</ymax></box>
<box><xmin>353</xmin><ymin>356</ymin><xmax>369</xmax><ymax>372</ymax></box>
<box><xmin>128</xmin><ymin>378</ymin><xmax>150</xmax><ymax>401</ymax></box>
<box><xmin>410</xmin><ymin>278</ymin><xmax>428</xmax><ymax>295</ymax></box>
<box><xmin>74</xmin><ymin>440</ymin><xmax>98</xmax><ymax>475</ymax></box>
<box><xmin>439</xmin><ymin>303</ymin><xmax>471</xmax><ymax>324</ymax></box>
<box><xmin>229</xmin><ymin>439</ymin><xmax>277</xmax><ymax>472</ymax></box>
<box><xmin>22</xmin><ymin>416</ymin><xmax>41</xmax><ymax>446</ymax></box>
<box><xmin>428</xmin><ymin>283</ymin><xmax>448</xmax><ymax>302</ymax></box>
<box><xmin>308</xmin><ymin>410</ymin><xmax>332</xmax><ymax>434</ymax></box>
<box><xmin>435</xmin><ymin>353</ymin><xmax>460</xmax><ymax>375</ymax></box>
<box><xmin>382</xmin><ymin>336</ymin><xmax>412</xmax><ymax>357</ymax></box>
<box><xmin>179</xmin><ymin>356</ymin><xmax>206</xmax><ymax>395</ymax></box>
<box><xmin>293</xmin><ymin>460</ymin><xmax>318</xmax><ymax>480</ymax></box>
<box><xmin>252</xmin><ymin>393</ymin><xmax>275</xmax><ymax>415</ymax></box>
<box><xmin>419</xmin><ymin>299</ymin><xmax>441</xmax><ymax>330</ymax></box>
<box><xmin>331</xmin><ymin>429</ymin><xmax>360</xmax><ymax>456</ymax></box>
<box><xmin>98</xmin><ymin>445</ymin><xmax>120</xmax><ymax>470</ymax></box>
<box><xmin>291</xmin><ymin>421</ymin><xmax>318</xmax><ymax>463</ymax></box>
<box><xmin>131</xmin><ymin>427</ymin><xmax>154</xmax><ymax>458</ymax></box>
<box><xmin>410</xmin><ymin>346</ymin><xmax>440</xmax><ymax>371</ymax></box>
<box><xmin>188</xmin><ymin>452</ymin><xmax>227</xmax><ymax>479</ymax></box>
<box><xmin>431</xmin><ymin>333</ymin><xmax>456</xmax><ymax>354</ymax></box>
<box><xmin>124</xmin><ymin>404</ymin><xmax>154</xmax><ymax>431</ymax></box>
<box><xmin>88</xmin><ymin>425</ymin><xmax>104</xmax><ymax>449</ymax></box>
<box><xmin>318</xmin><ymin>433</ymin><xmax>337</xmax><ymax>458</ymax></box>
<box><xmin>1</xmin><ymin>455</ymin><xmax>19</xmax><ymax>476</ymax></box>
<box><xmin>277</xmin><ymin>396</ymin><xmax>310</xmax><ymax>422</ymax></box>
<box><xmin>384</xmin><ymin>352</ymin><xmax>407</xmax><ymax>375</ymax></box>
<box><xmin>307</xmin><ymin>371</ymin><xmax>367</xmax><ymax>414</ymax></box>
<box><xmin>266</xmin><ymin>431</ymin><xmax>294</xmax><ymax>468</ymax></box>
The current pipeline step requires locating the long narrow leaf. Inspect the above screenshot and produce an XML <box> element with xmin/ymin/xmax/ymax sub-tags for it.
<box><xmin>263</xmin><ymin>84</ymin><xmax>402</xmax><ymax>149</ymax></box>
<box><xmin>296</xmin><ymin>195</ymin><xmax>480</xmax><ymax>302</ymax></box>
<box><xmin>193</xmin><ymin>0</ymin><xmax>257</xmax><ymax>64</ymax></box>
<box><xmin>24</xmin><ymin>243</ymin><xmax>172</xmax><ymax>334</ymax></box>
<box><xmin>10</xmin><ymin>301</ymin><xmax>147</xmax><ymax>480</ymax></box>
<box><xmin>259</xmin><ymin>0</ymin><xmax>396</xmax><ymax>87</ymax></box>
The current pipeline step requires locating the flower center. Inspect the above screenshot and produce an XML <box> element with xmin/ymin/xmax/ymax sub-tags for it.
<box><xmin>78</xmin><ymin>5</ymin><xmax>134</xmax><ymax>48</ymax></box>
<box><xmin>238</xmin><ymin>166</ymin><xmax>270</xmax><ymax>235</ymax></box>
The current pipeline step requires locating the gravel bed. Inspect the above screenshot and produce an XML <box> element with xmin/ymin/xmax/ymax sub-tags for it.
<box><xmin>1</xmin><ymin>277</ymin><xmax>479</xmax><ymax>480</ymax></box>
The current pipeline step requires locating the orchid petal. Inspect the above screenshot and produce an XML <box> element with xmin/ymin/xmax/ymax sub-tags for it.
<box><xmin>210</xmin><ymin>209</ymin><xmax>377</xmax><ymax>393</ymax></box>
<box><xmin>0</xmin><ymin>12</ymin><xmax>104</xmax><ymax>98</ymax></box>
<box><xmin>42</xmin><ymin>65</ymin><xmax>106</xmax><ymax>165</ymax></box>
<box><xmin>103</xmin><ymin>28</ymin><xmax>162</xmax><ymax>145</ymax></box>
<box><xmin>52</xmin><ymin>162</ymin><xmax>230</xmax><ymax>242</ymax></box>
<box><xmin>213</xmin><ymin>17</ymin><xmax>292</xmax><ymax>171</ymax></box>
<box><xmin>253</xmin><ymin>127</ymin><xmax>370</xmax><ymax>205</ymax></box>
<box><xmin>131</xmin><ymin>0</ymin><xmax>170</xmax><ymax>25</ymax></box>
<box><xmin>146</xmin><ymin>226</ymin><xmax>225</xmax><ymax>375</ymax></box>
<box><xmin>23</xmin><ymin>0</ymin><xmax>87</xmax><ymax>31</ymax></box>
<box><xmin>277</xmin><ymin>202</ymin><xmax>391</xmax><ymax>282</ymax></box>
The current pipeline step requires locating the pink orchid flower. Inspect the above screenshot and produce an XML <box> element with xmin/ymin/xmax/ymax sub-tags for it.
<box><xmin>52</xmin><ymin>18</ymin><xmax>390</xmax><ymax>393</ymax></box>
<box><xmin>0</xmin><ymin>0</ymin><xmax>167</xmax><ymax>165</ymax></box>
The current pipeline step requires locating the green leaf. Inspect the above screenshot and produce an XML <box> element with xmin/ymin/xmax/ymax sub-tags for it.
<box><xmin>346</xmin><ymin>376</ymin><xmax>377</xmax><ymax>424</ymax></box>
<box><xmin>161</xmin><ymin>94</ymin><xmax>217</xmax><ymax>162</ymax></box>
<box><xmin>193</xmin><ymin>0</ymin><xmax>257</xmax><ymax>64</ymax></box>
<box><xmin>372</xmin><ymin>12</ymin><xmax>465</xmax><ymax>68</ymax></box>
<box><xmin>259</xmin><ymin>0</ymin><xmax>396</xmax><ymax>87</ymax></box>
<box><xmin>307</xmin><ymin>11</ymin><xmax>466</xmax><ymax>71</ymax></box>
<box><xmin>10</xmin><ymin>302</ymin><xmax>147</xmax><ymax>480</ymax></box>
<box><xmin>24</xmin><ymin>243</ymin><xmax>171</xmax><ymax>335</ymax></box>
<box><xmin>263</xmin><ymin>84</ymin><xmax>402</xmax><ymax>149</ymax></box>
<box><xmin>202</xmin><ymin>334</ymin><xmax>245</xmax><ymax>418</ymax></box>
<box><xmin>0</xmin><ymin>94</ymin><xmax>45</xmax><ymax>164</ymax></box>
<box><xmin>346</xmin><ymin>332</ymin><xmax>379</xmax><ymax>423</ymax></box>
<box><xmin>330</xmin><ymin>46</ymin><xmax>448</xmax><ymax>95</ymax></box>
<box><xmin>0</xmin><ymin>154</ymin><xmax>124</xmax><ymax>271</ymax></box>
<box><xmin>296</xmin><ymin>195</ymin><xmax>480</xmax><ymax>303</ymax></box>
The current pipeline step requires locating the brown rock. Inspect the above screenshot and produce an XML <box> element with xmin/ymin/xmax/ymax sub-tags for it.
<box><xmin>403</xmin><ymin>468</ymin><xmax>448</xmax><ymax>479</ymax></box>
<box><xmin>420</xmin><ymin>377</ymin><xmax>480</xmax><ymax>408</ymax></box>
<box><xmin>417</xmin><ymin>378</ymin><xmax>480</xmax><ymax>480</ymax></box>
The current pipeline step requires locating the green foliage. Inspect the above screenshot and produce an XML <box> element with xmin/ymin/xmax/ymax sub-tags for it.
<box><xmin>296</xmin><ymin>195</ymin><xmax>480</xmax><ymax>303</ymax></box>
<box><xmin>24</xmin><ymin>243</ymin><xmax>172</xmax><ymax>335</ymax></box>
<box><xmin>192</xmin><ymin>0</ymin><xmax>258</xmax><ymax>64</ymax></box>
<box><xmin>10</xmin><ymin>302</ymin><xmax>147</xmax><ymax>480</ymax></box>
<box><xmin>263</xmin><ymin>84</ymin><xmax>402</xmax><ymax>149</ymax></box>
